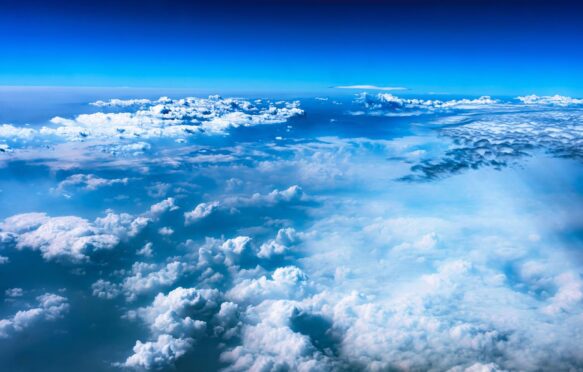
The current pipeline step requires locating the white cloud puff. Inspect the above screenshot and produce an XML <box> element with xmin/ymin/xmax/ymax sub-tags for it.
<box><xmin>0</xmin><ymin>211</ymin><xmax>148</xmax><ymax>262</ymax></box>
<box><xmin>221</xmin><ymin>300</ymin><xmax>336</xmax><ymax>372</ymax></box>
<box><xmin>121</xmin><ymin>334</ymin><xmax>193</xmax><ymax>370</ymax></box>
<box><xmin>0</xmin><ymin>124</ymin><xmax>36</xmax><ymax>140</ymax></box>
<box><xmin>184</xmin><ymin>201</ymin><xmax>220</xmax><ymax>225</ymax></box>
<box><xmin>149</xmin><ymin>197</ymin><xmax>179</xmax><ymax>219</ymax></box>
<box><xmin>128</xmin><ymin>287</ymin><xmax>220</xmax><ymax>337</ymax></box>
<box><xmin>258</xmin><ymin>228</ymin><xmax>302</xmax><ymax>259</ymax></box>
<box><xmin>121</xmin><ymin>261</ymin><xmax>196</xmax><ymax>301</ymax></box>
<box><xmin>0</xmin><ymin>293</ymin><xmax>69</xmax><ymax>338</ymax></box>
<box><xmin>227</xmin><ymin>266</ymin><xmax>309</xmax><ymax>305</ymax></box>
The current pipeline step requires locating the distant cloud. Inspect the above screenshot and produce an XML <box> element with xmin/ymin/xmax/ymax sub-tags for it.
<box><xmin>403</xmin><ymin>108</ymin><xmax>583</xmax><ymax>180</ymax></box>
<box><xmin>334</xmin><ymin>85</ymin><xmax>407</xmax><ymax>91</ymax></box>
<box><xmin>516</xmin><ymin>94</ymin><xmax>583</xmax><ymax>106</ymax></box>
<box><xmin>0</xmin><ymin>96</ymin><xmax>304</xmax><ymax>143</ymax></box>
<box><xmin>54</xmin><ymin>174</ymin><xmax>129</xmax><ymax>194</ymax></box>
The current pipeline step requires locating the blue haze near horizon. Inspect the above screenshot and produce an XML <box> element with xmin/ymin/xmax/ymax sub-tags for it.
<box><xmin>1</xmin><ymin>0</ymin><xmax>582</xmax><ymax>95</ymax></box>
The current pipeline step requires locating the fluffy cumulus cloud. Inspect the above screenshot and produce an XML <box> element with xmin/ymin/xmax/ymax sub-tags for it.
<box><xmin>0</xmin><ymin>124</ymin><xmax>36</xmax><ymax>140</ymax></box>
<box><xmin>0</xmin><ymin>96</ymin><xmax>303</xmax><ymax>144</ymax></box>
<box><xmin>0</xmin><ymin>211</ymin><xmax>148</xmax><ymax>262</ymax></box>
<box><xmin>184</xmin><ymin>201</ymin><xmax>221</xmax><ymax>225</ymax></box>
<box><xmin>4</xmin><ymin>92</ymin><xmax>583</xmax><ymax>371</ymax></box>
<box><xmin>122</xmin><ymin>335</ymin><xmax>193</xmax><ymax>370</ymax></box>
<box><xmin>92</xmin><ymin>260</ymin><xmax>196</xmax><ymax>302</ymax></box>
<box><xmin>149</xmin><ymin>197</ymin><xmax>180</xmax><ymax>219</ymax></box>
<box><xmin>110</xmin><ymin>229</ymin><xmax>314</xmax><ymax>369</ymax></box>
<box><xmin>122</xmin><ymin>261</ymin><xmax>195</xmax><ymax>301</ymax></box>
<box><xmin>220</xmin><ymin>300</ymin><xmax>337</xmax><ymax>372</ymax></box>
<box><xmin>257</xmin><ymin>228</ymin><xmax>302</xmax><ymax>259</ymax></box>
<box><xmin>226</xmin><ymin>266</ymin><xmax>309</xmax><ymax>305</ymax></box>
<box><xmin>0</xmin><ymin>293</ymin><xmax>69</xmax><ymax>338</ymax></box>
<box><xmin>120</xmin><ymin>287</ymin><xmax>222</xmax><ymax>369</ymax></box>
<box><xmin>0</xmin><ymin>195</ymin><xmax>190</xmax><ymax>263</ymax></box>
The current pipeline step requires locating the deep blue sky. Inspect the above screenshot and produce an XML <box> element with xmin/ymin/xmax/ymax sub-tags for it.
<box><xmin>0</xmin><ymin>0</ymin><xmax>582</xmax><ymax>95</ymax></box>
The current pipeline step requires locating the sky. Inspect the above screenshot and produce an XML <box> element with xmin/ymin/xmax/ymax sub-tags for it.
<box><xmin>2</xmin><ymin>4</ymin><xmax>583</xmax><ymax>366</ymax></box>
<box><xmin>1</xmin><ymin>0</ymin><xmax>582</xmax><ymax>95</ymax></box>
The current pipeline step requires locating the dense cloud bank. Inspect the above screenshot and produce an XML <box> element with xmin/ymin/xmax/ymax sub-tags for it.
<box><xmin>352</xmin><ymin>93</ymin><xmax>498</xmax><ymax>116</ymax></box>
<box><xmin>352</xmin><ymin>93</ymin><xmax>583</xmax><ymax>117</ymax></box>
<box><xmin>1</xmin><ymin>93</ymin><xmax>583</xmax><ymax>371</ymax></box>
<box><xmin>0</xmin><ymin>95</ymin><xmax>303</xmax><ymax>142</ymax></box>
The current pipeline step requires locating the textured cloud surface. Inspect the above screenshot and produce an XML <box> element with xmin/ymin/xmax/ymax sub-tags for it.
<box><xmin>1</xmin><ymin>93</ymin><xmax>583</xmax><ymax>371</ymax></box>
<box><xmin>0</xmin><ymin>95</ymin><xmax>303</xmax><ymax>143</ymax></box>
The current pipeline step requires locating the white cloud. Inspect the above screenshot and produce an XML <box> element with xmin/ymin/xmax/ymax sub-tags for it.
<box><xmin>185</xmin><ymin>235</ymin><xmax>255</xmax><ymax>281</ymax></box>
<box><xmin>225</xmin><ymin>185</ymin><xmax>307</xmax><ymax>208</ymax></box>
<box><xmin>0</xmin><ymin>293</ymin><xmax>69</xmax><ymax>338</ymax></box>
<box><xmin>121</xmin><ymin>334</ymin><xmax>193</xmax><ymax>370</ymax></box>
<box><xmin>55</xmin><ymin>174</ymin><xmax>129</xmax><ymax>193</ymax></box>
<box><xmin>221</xmin><ymin>300</ymin><xmax>336</xmax><ymax>372</ymax></box>
<box><xmin>121</xmin><ymin>261</ymin><xmax>195</xmax><ymax>301</ymax></box>
<box><xmin>355</xmin><ymin>93</ymin><xmax>498</xmax><ymax>116</ymax></box>
<box><xmin>149</xmin><ymin>197</ymin><xmax>179</xmax><ymax>219</ymax></box>
<box><xmin>137</xmin><ymin>242</ymin><xmax>154</xmax><ymax>257</ymax></box>
<box><xmin>5</xmin><ymin>288</ymin><xmax>24</xmax><ymax>297</ymax></box>
<box><xmin>121</xmin><ymin>287</ymin><xmax>222</xmax><ymax>369</ymax></box>
<box><xmin>184</xmin><ymin>201</ymin><xmax>220</xmax><ymax>225</ymax></box>
<box><xmin>91</xmin><ymin>97</ymin><xmax>171</xmax><ymax>108</ymax></box>
<box><xmin>1</xmin><ymin>96</ymin><xmax>303</xmax><ymax>145</ymax></box>
<box><xmin>227</xmin><ymin>266</ymin><xmax>308</xmax><ymax>305</ymax></box>
<box><xmin>258</xmin><ymin>228</ymin><xmax>302</xmax><ymax>259</ymax></box>
<box><xmin>0</xmin><ymin>211</ymin><xmax>149</xmax><ymax>262</ymax></box>
<box><xmin>0</xmin><ymin>124</ymin><xmax>36</xmax><ymax>140</ymax></box>
<box><xmin>516</xmin><ymin>94</ymin><xmax>583</xmax><ymax>106</ymax></box>
<box><xmin>222</xmin><ymin>236</ymin><xmax>252</xmax><ymax>256</ymax></box>
<box><xmin>158</xmin><ymin>227</ymin><xmax>174</xmax><ymax>236</ymax></box>
<box><xmin>335</xmin><ymin>85</ymin><xmax>407</xmax><ymax>91</ymax></box>
<box><xmin>92</xmin><ymin>279</ymin><xmax>121</xmax><ymax>300</ymax></box>
<box><xmin>128</xmin><ymin>287</ymin><xmax>220</xmax><ymax>337</ymax></box>
<box><xmin>408</xmin><ymin>109</ymin><xmax>583</xmax><ymax>179</ymax></box>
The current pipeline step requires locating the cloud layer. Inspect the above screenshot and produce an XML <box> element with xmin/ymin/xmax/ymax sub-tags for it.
<box><xmin>2</xmin><ymin>93</ymin><xmax>583</xmax><ymax>371</ymax></box>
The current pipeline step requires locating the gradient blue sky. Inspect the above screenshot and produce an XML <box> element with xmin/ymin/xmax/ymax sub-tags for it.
<box><xmin>1</xmin><ymin>0</ymin><xmax>582</xmax><ymax>95</ymax></box>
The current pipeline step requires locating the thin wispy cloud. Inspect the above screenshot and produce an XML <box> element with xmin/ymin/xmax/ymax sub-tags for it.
<box><xmin>334</xmin><ymin>85</ymin><xmax>407</xmax><ymax>91</ymax></box>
